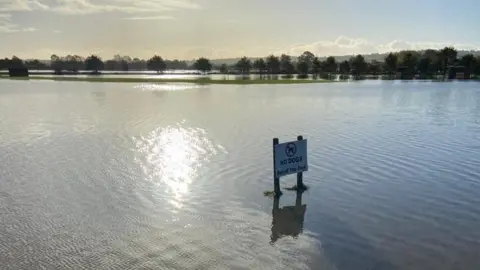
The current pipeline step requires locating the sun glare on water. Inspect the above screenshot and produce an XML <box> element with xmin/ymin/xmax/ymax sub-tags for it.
<box><xmin>133</xmin><ymin>122</ymin><xmax>218</xmax><ymax>210</ymax></box>
<box><xmin>134</xmin><ymin>83</ymin><xmax>205</xmax><ymax>92</ymax></box>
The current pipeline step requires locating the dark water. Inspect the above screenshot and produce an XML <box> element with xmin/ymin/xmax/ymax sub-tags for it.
<box><xmin>1</xmin><ymin>80</ymin><xmax>480</xmax><ymax>270</ymax></box>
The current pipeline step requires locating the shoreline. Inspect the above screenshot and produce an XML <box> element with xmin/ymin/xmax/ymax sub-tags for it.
<box><xmin>0</xmin><ymin>71</ymin><xmax>205</xmax><ymax>76</ymax></box>
<box><xmin>1</xmin><ymin>75</ymin><xmax>478</xmax><ymax>85</ymax></box>
<box><xmin>0</xmin><ymin>76</ymin><xmax>333</xmax><ymax>85</ymax></box>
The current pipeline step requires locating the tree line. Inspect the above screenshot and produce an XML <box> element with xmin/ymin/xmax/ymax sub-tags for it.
<box><xmin>0</xmin><ymin>46</ymin><xmax>479</xmax><ymax>78</ymax></box>
<box><xmin>0</xmin><ymin>54</ymin><xmax>193</xmax><ymax>74</ymax></box>
<box><xmin>227</xmin><ymin>47</ymin><xmax>479</xmax><ymax>79</ymax></box>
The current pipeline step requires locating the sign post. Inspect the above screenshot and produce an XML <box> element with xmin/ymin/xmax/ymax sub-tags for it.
<box><xmin>296</xmin><ymin>135</ymin><xmax>304</xmax><ymax>189</ymax></box>
<box><xmin>272</xmin><ymin>136</ymin><xmax>308</xmax><ymax>196</ymax></box>
<box><xmin>273</xmin><ymin>138</ymin><xmax>281</xmax><ymax>196</ymax></box>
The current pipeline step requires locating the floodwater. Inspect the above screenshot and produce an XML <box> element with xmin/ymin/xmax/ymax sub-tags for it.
<box><xmin>1</xmin><ymin>80</ymin><xmax>480</xmax><ymax>270</ymax></box>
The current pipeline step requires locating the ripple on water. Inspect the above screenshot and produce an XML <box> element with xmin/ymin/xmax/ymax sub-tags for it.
<box><xmin>5</xmin><ymin>81</ymin><xmax>480</xmax><ymax>269</ymax></box>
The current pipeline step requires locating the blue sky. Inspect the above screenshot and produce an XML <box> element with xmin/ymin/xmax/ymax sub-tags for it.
<box><xmin>0</xmin><ymin>0</ymin><xmax>479</xmax><ymax>59</ymax></box>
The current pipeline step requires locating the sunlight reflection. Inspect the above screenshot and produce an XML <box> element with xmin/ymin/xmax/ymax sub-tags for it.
<box><xmin>134</xmin><ymin>83</ymin><xmax>205</xmax><ymax>92</ymax></box>
<box><xmin>133</xmin><ymin>122</ymin><xmax>219</xmax><ymax>210</ymax></box>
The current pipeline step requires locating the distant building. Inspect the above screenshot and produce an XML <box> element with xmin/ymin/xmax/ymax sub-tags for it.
<box><xmin>396</xmin><ymin>66</ymin><xmax>414</xmax><ymax>80</ymax></box>
<box><xmin>395</xmin><ymin>71</ymin><xmax>402</xmax><ymax>79</ymax></box>
<box><xmin>8</xmin><ymin>67</ymin><xmax>29</xmax><ymax>77</ymax></box>
<box><xmin>447</xmin><ymin>66</ymin><xmax>466</xmax><ymax>79</ymax></box>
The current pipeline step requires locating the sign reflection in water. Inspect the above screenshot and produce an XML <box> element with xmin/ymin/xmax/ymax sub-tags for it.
<box><xmin>270</xmin><ymin>191</ymin><xmax>307</xmax><ymax>244</ymax></box>
<box><xmin>133</xmin><ymin>123</ymin><xmax>218</xmax><ymax>210</ymax></box>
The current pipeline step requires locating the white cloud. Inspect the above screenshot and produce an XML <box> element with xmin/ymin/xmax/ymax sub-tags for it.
<box><xmin>0</xmin><ymin>0</ymin><xmax>49</xmax><ymax>12</ymax></box>
<box><xmin>0</xmin><ymin>0</ymin><xmax>200</xmax><ymax>14</ymax></box>
<box><xmin>0</xmin><ymin>12</ymin><xmax>18</xmax><ymax>32</ymax></box>
<box><xmin>22</xmin><ymin>27</ymin><xmax>36</xmax><ymax>32</ymax></box>
<box><xmin>0</xmin><ymin>12</ymin><xmax>37</xmax><ymax>32</ymax></box>
<box><xmin>0</xmin><ymin>24</ymin><xmax>17</xmax><ymax>32</ymax></box>
<box><xmin>124</xmin><ymin>15</ymin><xmax>176</xmax><ymax>20</ymax></box>
<box><xmin>279</xmin><ymin>36</ymin><xmax>480</xmax><ymax>57</ymax></box>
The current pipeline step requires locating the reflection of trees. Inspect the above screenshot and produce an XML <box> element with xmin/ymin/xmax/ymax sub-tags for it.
<box><xmin>270</xmin><ymin>191</ymin><xmax>306</xmax><ymax>244</ymax></box>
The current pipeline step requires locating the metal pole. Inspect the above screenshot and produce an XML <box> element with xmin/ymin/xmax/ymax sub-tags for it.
<box><xmin>273</xmin><ymin>138</ymin><xmax>282</xmax><ymax>197</ymax></box>
<box><xmin>295</xmin><ymin>190</ymin><xmax>302</xmax><ymax>208</ymax></box>
<box><xmin>296</xmin><ymin>135</ymin><xmax>304</xmax><ymax>190</ymax></box>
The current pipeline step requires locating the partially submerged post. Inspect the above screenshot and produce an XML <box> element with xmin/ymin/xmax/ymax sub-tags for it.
<box><xmin>273</xmin><ymin>138</ymin><xmax>281</xmax><ymax>196</ymax></box>
<box><xmin>296</xmin><ymin>135</ymin><xmax>304</xmax><ymax>189</ymax></box>
<box><xmin>272</xmin><ymin>136</ymin><xmax>308</xmax><ymax>196</ymax></box>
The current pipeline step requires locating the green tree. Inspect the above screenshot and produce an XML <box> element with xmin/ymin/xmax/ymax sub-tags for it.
<box><xmin>64</xmin><ymin>55</ymin><xmax>74</xmax><ymax>71</ymax></box>
<box><xmin>0</xmin><ymin>58</ymin><xmax>8</xmax><ymax>70</ymax></box>
<box><xmin>9</xmin><ymin>56</ymin><xmax>24</xmax><ymax>69</ymax></box>
<box><xmin>73</xmin><ymin>55</ymin><xmax>84</xmax><ymax>72</ymax></box>
<box><xmin>298</xmin><ymin>51</ymin><xmax>315</xmax><ymax>70</ymax></box>
<box><xmin>339</xmin><ymin>60</ymin><xmax>350</xmax><ymax>74</ymax></box>
<box><xmin>112</xmin><ymin>54</ymin><xmax>131</xmax><ymax>71</ymax></box>
<box><xmin>439</xmin><ymin>46</ymin><xmax>457</xmax><ymax>76</ymax></box>
<box><xmin>459</xmin><ymin>54</ymin><xmax>477</xmax><ymax>79</ymax></box>
<box><xmin>349</xmin><ymin>54</ymin><xmax>367</xmax><ymax>77</ymax></box>
<box><xmin>475</xmin><ymin>56</ymin><xmax>480</xmax><ymax>76</ymax></box>
<box><xmin>147</xmin><ymin>55</ymin><xmax>167</xmax><ymax>74</ymax></box>
<box><xmin>50</xmin><ymin>54</ymin><xmax>63</xmax><ymax>73</ymax></box>
<box><xmin>194</xmin><ymin>57</ymin><xmax>212</xmax><ymax>74</ymax></box>
<box><xmin>399</xmin><ymin>51</ymin><xmax>419</xmax><ymax>77</ymax></box>
<box><xmin>25</xmin><ymin>59</ymin><xmax>48</xmax><ymax>70</ymax></box>
<box><xmin>324</xmin><ymin>56</ymin><xmax>337</xmax><ymax>75</ymax></box>
<box><xmin>84</xmin><ymin>55</ymin><xmax>104</xmax><ymax>73</ymax></box>
<box><xmin>311</xmin><ymin>57</ymin><xmax>321</xmax><ymax>77</ymax></box>
<box><xmin>266</xmin><ymin>55</ymin><xmax>280</xmax><ymax>74</ymax></box>
<box><xmin>62</xmin><ymin>55</ymin><xmax>83</xmax><ymax>72</ymax></box>
<box><xmin>165</xmin><ymin>59</ymin><xmax>186</xmax><ymax>70</ymax></box>
<box><xmin>235</xmin><ymin>56</ymin><xmax>251</xmax><ymax>76</ymax></box>
<box><xmin>367</xmin><ymin>60</ymin><xmax>382</xmax><ymax>75</ymax></box>
<box><xmin>280</xmin><ymin>54</ymin><xmax>295</xmax><ymax>75</ymax></box>
<box><xmin>253</xmin><ymin>58</ymin><xmax>267</xmax><ymax>75</ymax></box>
<box><xmin>104</xmin><ymin>59</ymin><xmax>116</xmax><ymax>71</ymax></box>
<box><xmin>383</xmin><ymin>53</ymin><xmax>398</xmax><ymax>75</ymax></box>
<box><xmin>131</xmin><ymin>58</ymin><xmax>146</xmax><ymax>70</ymax></box>
<box><xmin>219</xmin><ymin>63</ymin><xmax>228</xmax><ymax>74</ymax></box>
<box><xmin>296</xmin><ymin>60</ymin><xmax>309</xmax><ymax>78</ymax></box>
<box><xmin>417</xmin><ymin>57</ymin><xmax>432</xmax><ymax>78</ymax></box>
<box><xmin>425</xmin><ymin>50</ymin><xmax>441</xmax><ymax>75</ymax></box>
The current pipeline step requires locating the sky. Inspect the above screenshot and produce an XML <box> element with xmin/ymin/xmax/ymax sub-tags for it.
<box><xmin>1</xmin><ymin>0</ymin><xmax>480</xmax><ymax>60</ymax></box>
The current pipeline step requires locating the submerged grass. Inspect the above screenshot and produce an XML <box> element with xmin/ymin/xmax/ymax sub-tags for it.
<box><xmin>1</xmin><ymin>76</ymin><xmax>333</xmax><ymax>85</ymax></box>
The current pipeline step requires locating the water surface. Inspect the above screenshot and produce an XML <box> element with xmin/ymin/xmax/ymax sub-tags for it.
<box><xmin>1</xmin><ymin>80</ymin><xmax>480</xmax><ymax>269</ymax></box>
